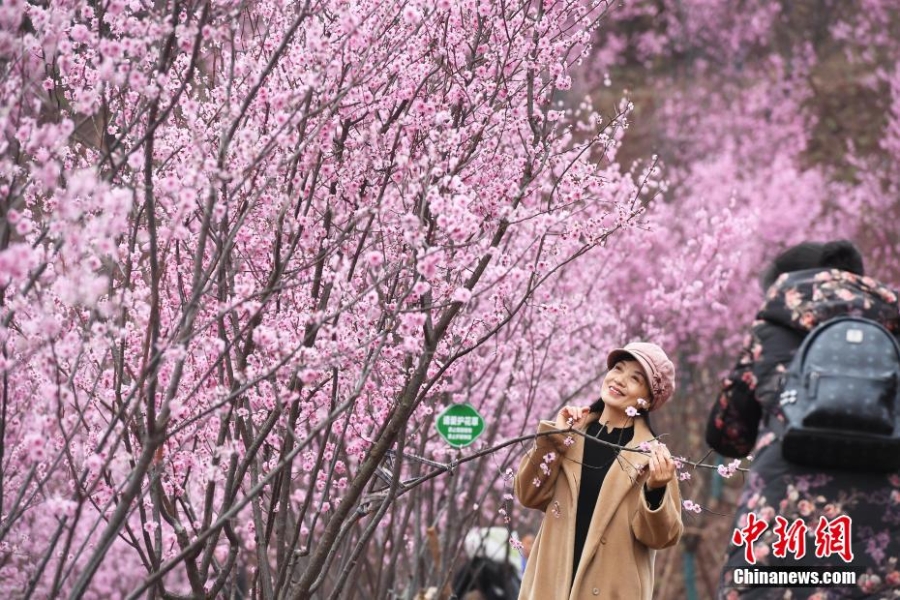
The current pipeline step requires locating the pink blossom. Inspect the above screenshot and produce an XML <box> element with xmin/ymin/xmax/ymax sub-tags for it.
<box><xmin>23</xmin><ymin>433</ymin><xmax>48</xmax><ymax>463</ymax></box>
<box><xmin>365</xmin><ymin>251</ymin><xmax>384</xmax><ymax>268</ymax></box>
<box><xmin>401</xmin><ymin>5</ymin><xmax>422</xmax><ymax>24</ymax></box>
<box><xmin>451</xmin><ymin>287</ymin><xmax>473</xmax><ymax>303</ymax></box>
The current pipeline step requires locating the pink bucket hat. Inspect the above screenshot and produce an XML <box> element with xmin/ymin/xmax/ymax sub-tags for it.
<box><xmin>606</xmin><ymin>342</ymin><xmax>675</xmax><ymax>410</ymax></box>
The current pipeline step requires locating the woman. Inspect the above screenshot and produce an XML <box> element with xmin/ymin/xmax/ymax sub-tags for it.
<box><xmin>707</xmin><ymin>240</ymin><xmax>900</xmax><ymax>599</ymax></box>
<box><xmin>515</xmin><ymin>342</ymin><xmax>683</xmax><ymax>599</ymax></box>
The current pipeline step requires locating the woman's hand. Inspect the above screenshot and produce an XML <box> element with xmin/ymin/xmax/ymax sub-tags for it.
<box><xmin>646</xmin><ymin>443</ymin><xmax>676</xmax><ymax>489</ymax></box>
<box><xmin>554</xmin><ymin>405</ymin><xmax>590</xmax><ymax>430</ymax></box>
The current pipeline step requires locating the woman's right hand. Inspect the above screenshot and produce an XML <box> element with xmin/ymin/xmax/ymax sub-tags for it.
<box><xmin>555</xmin><ymin>405</ymin><xmax>590</xmax><ymax>430</ymax></box>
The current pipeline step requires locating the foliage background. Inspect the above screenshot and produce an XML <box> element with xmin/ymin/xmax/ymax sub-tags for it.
<box><xmin>587</xmin><ymin>1</ymin><xmax>900</xmax><ymax>597</ymax></box>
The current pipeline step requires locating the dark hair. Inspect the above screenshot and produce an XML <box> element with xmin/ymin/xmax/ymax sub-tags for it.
<box><xmin>759</xmin><ymin>240</ymin><xmax>865</xmax><ymax>291</ymax></box>
<box><xmin>452</xmin><ymin>557</ymin><xmax>519</xmax><ymax>600</ymax></box>
<box><xmin>821</xmin><ymin>240</ymin><xmax>865</xmax><ymax>275</ymax></box>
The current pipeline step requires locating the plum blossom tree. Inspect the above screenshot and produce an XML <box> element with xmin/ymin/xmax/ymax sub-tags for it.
<box><xmin>7</xmin><ymin>0</ymin><xmax>897</xmax><ymax>596</ymax></box>
<box><xmin>0</xmin><ymin>0</ymin><xmax>671</xmax><ymax>597</ymax></box>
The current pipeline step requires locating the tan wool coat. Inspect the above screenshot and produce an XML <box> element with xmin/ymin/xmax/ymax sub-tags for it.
<box><xmin>515</xmin><ymin>415</ymin><xmax>683</xmax><ymax>600</ymax></box>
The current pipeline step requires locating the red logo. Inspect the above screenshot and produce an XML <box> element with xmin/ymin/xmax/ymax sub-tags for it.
<box><xmin>732</xmin><ymin>513</ymin><xmax>854</xmax><ymax>564</ymax></box>
<box><xmin>731</xmin><ymin>513</ymin><xmax>768</xmax><ymax>564</ymax></box>
<box><xmin>814</xmin><ymin>515</ymin><xmax>854</xmax><ymax>562</ymax></box>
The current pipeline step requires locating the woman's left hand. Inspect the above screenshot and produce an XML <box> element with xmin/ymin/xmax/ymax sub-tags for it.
<box><xmin>646</xmin><ymin>443</ymin><xmax>676</xmax><ymax>489</ymax></box>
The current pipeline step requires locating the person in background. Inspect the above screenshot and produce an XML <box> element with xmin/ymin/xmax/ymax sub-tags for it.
<box><xmin>516</xmin><ymin>342</ymin><xmax>683</xmax><ymax>600</ymax></box>
<box><xmin>517</xmin><ymin>534</ymin><xmax>534</xmax><ymax>576</ymax></box>
<box><xmin>707</xmin><ymin>239</ymin><xmax>900</xmax><ymax>598</ymax></box>
<box><xmin>451</xmin><ymin>527</ymin><xmax>522</xmax><ymax>600</ymax></box>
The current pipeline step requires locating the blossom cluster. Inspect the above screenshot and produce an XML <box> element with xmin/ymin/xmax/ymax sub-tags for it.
<box><xmin>0</xmin><ymin>0</ymin><xmax>652</xmax><ymax>596</ymax></box>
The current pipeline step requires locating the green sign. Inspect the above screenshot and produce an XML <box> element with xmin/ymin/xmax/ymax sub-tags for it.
<box><xmin>436</xmin><ymin>403</ymin><xmax>485</xmax><ymax>448</ymax></box>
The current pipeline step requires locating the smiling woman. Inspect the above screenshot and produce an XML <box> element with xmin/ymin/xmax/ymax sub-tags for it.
<box><xmin>597</xmin><ymin>359</ymin><xmax>651</xmax><ymax>423</ymax></box>
<box><xmin>514</xmin><ymin>342</ymin><xmax>683</xmax><ymax>600</ymax></box>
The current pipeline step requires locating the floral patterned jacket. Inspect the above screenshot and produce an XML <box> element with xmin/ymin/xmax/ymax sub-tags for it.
<box><xmin>707</xmin><ymin>268</ymin><xmax>900</xmax><ymax>458</ymax></box>
<box><xmin>706</xmin><ymin>268</ymin><xmax>900</xmax><ymax>599</ymax></box>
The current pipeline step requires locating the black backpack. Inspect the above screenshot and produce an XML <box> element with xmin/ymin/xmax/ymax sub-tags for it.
<box><xmin>777</xmin><ymin>316</ymin><xmax>900</xmax><ymax>471</ymax></box>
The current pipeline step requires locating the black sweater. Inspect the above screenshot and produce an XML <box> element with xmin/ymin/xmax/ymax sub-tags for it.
<box><xmin>572</xmin><ymin>421</ymin><xmax>664</xmax><ymax>579</ymax></box>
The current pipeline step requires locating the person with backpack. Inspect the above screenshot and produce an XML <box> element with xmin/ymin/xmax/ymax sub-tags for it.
<box><xmin>706</xmin><ymin>240</ymin><xmax>900</xmax><ymax>599</ymax></box>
